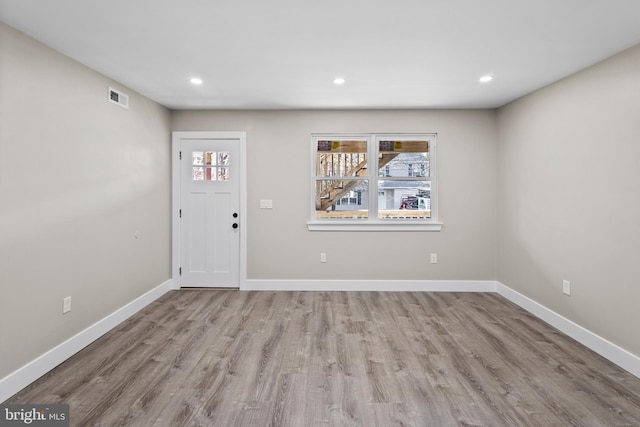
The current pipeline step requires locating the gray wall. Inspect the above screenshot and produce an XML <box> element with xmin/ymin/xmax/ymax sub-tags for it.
<box><xmin>497</xmin><ymin>44</ymin><xmax>640</xmax><ymax>356</ymax></box>
<box><xmin>172</xmin><ymin>109</ymin><xmax>498</xmax><ymax>281</ymax></box>
<box><xmin>0</xmin><ymin>22</ymin><xmax>172</xmax><ymax>379</ymax></box>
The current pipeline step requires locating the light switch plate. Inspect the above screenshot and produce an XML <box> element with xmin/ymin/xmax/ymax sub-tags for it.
<box><xmin>260</xmin><ymin>200</ymin><xmax>273</xmax><ymax>209</ymax></box>
<box><xmin>63</xmin><ymin>296</ymin><xmax>72</xmax><ymax>314</ymax></box>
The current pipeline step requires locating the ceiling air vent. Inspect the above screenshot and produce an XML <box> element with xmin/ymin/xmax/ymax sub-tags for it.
<box><xmin>108</xmin><ymin>86</ymin><xmax>129</xmax><ymax>109</ymax></box>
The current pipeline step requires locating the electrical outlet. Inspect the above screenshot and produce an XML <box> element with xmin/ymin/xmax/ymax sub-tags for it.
<box><xmin>63</xmin><ymin>296</ymin><xmax>72</xmax><ymax>314</ymax></box>
<box><xmin>320</xmin><ymin>253</ymin><xmax>327</xmax><ymax>263</ymax></box>
<box><xmin>430</xmin><ymin>253</ymin><xmax>438</xmax><ymax>264</ymax></box>
<box><xmin>563</xmin><ymin>280</ymin><xmax>571</xmax><ymax>296</ymax></box>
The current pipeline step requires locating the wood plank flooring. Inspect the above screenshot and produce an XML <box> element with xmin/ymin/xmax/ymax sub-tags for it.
<box><xmin>5</xmin><ymin>290</ymin><xmax>640</xmax><ymax>426</ymax></box>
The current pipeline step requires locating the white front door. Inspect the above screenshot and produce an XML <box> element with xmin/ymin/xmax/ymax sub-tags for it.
<box><xmin>175</xmin><ymin>134</ymin><xmax>243</xmax><ymax>288</ymax></box>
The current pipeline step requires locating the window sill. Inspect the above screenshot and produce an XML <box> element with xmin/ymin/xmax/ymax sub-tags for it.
<box><xmin>307</xmin><ymin>220</ymin><xmax>443</xmax><ymax>232</ymax></box>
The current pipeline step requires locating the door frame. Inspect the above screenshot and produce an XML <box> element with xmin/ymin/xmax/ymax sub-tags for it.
<box><xmin>171</xmin><ymin>131</ymin><xmax>247</xmax><ymax>289</ymax></box>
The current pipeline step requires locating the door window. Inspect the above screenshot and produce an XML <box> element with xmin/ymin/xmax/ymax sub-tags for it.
<box><xmin>192</xmin><ymin>151</ymin><xmax>230</xmax><ymax>181</ymax></box>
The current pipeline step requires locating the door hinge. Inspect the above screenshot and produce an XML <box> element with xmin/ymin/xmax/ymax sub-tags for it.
<box><xmin>179</xmin><ymin>267</ymin><xmax>182</xmax><ymax>276</ymax></box>
<box><xmin>179</xmin><ymin>151</ymin><xmax>182</xmax><ymax>160</ymax></box>
<box><xmin>179</xmin><ymin>209</ymin><xmax>182</xmax><ymax>218</ymax></box>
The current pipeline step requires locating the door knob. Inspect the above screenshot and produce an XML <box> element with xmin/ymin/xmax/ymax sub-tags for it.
<box><xmin>233</xmin><ymin>213</ymin><xmax>238</xmax><ymax>218</ymax></box>
<box><xmin>232</xmin><ymin>223</ymin><xmax>238</xmax><ymax>229</ymax></box>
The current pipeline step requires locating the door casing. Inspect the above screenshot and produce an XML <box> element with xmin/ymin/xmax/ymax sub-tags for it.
<box><xmin>172</xmin><ymin>131</ymin><xmax>247</xmax><ymax>289</ymax></box>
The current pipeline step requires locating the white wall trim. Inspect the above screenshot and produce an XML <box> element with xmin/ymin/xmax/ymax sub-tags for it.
<box><xmin>3</xmin><ymin>279</ymin><xmax>638</xmax><ymax>402</ymax></box>
<box><xmin>496</xmin><ymin>281</ymin><xmax>640</xmax><ymax>379</ymax></box>
<box><xmin>241</xmin><ymin>279</ymin><xmax>497</xmax><ymax>292</ymax></box>
<box><xmin>243</xmin><ymin>280</ymin><xmax>640</xmax><ymax>378</ymax></box>
<box><xmin>0</xmin><ymin>279</ymin><xmax>174</xmax><ymax>403</ymax></box>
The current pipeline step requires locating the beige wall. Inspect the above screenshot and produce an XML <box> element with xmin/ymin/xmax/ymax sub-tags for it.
<box><xmin>0</xmin><ymin>22</ymin><xmax>172</xmax><ymax>378</ymax></box>
<box><xmin>497</xmin><ymin>45</ymin><xmax>640</xmax><ymax>356</ymax></box>
<box><xmin>172</xmin><ymin>109</ymin><xmax>498</xmax><ymax>281</ymax></box>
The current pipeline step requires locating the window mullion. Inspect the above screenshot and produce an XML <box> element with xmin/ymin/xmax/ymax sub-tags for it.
<box><xmin>368</xmin><ymin>136</ymin><xmax>377</xmax><ymax>220</ymax></box>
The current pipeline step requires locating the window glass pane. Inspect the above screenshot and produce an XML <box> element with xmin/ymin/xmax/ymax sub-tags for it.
<box><xmin>378</xmin><ymin>180</ymin><xmax>431</xmax><ymax>219</ymax></box>
<box><xmin>192</xmin><ymin>167</ymin><xmax>204</xmax><ymax>181</ymax></box>
<box><xmin>316</xmin><ymin>140</ymin><xmax>367</xmax><ymax>178</ymax></box>
<box><xmin>205</xmin><ymin>167</ymin><xmax>216</xmax><ymax>181</ymax></box>
<box><xmin>218</xmin><ymin>151</ymin><xmax>230</xmax><ymax>166</ymax></box>
<box><xmin>315</xmin><ymin>179</ymin><xmax>368</xmax><ymax>219</ymax></box>
<box><xmin>192</xmin><ymin>152</ymin><xmax>204</xmax><ymax>166</ymax></box>
<box><xmin>206</xmin><ymin>152</ymin><xmax>215</xmax><ymax>165</ymax></box>
<box><xmin>218</xmin><ymin>167</ymin><xmax>229</xmax><ymax>181</ymax></box>
<box><xmin>378</xmin><ymin>140</ymin><xmax>429</xmax><ymax>178</ymax></box>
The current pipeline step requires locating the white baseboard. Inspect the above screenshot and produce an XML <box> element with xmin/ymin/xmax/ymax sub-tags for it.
<box><xmin>496</xmin><ymin>281</ymin><xmax>640</xmax><ymax>379</ymax></box>
<box><xmin>3</xmin><ymin>278</ymin><xmax>637</xmax><ymax>403</ymax></box>
<box><xmin>0</xmin><ymin>279</ymin><xmax>174</xmax><ymax>403</ymax></box>
<box><xmin>243</xmin><ymin>279</ymin><xmax>639</xmax><ymax>379</ymax></box>
<box><xmin>241</xmin><ymin>279</ymin><xmax>497</xmax><ymax>292</ymax></box>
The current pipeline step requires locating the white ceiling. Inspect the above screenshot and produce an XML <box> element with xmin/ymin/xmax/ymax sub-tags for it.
<box><xmin>2</xmin><ymin>0</ymin><xmax>640</xmax><ymax>110</ymax></box>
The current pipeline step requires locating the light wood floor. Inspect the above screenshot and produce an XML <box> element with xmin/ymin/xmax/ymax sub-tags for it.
<box><xmin>6</xmin><ymin>290</ymin><xmax>640</xmax><ymax>426</ymax></box>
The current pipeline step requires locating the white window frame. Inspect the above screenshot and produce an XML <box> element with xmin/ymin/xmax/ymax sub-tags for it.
<box><xmin>308</xmin><ymin>133</ymin><xmax>442</xmax><ymax>231</ymax></box>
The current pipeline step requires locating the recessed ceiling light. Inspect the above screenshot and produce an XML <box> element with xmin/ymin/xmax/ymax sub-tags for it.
<box><xmin>479</xmin><ymin>75</ymin><xmax>493</xmax><ymax>83</ymax></box>
<box><xmin>190</xmin><ymin>77</ymin><xmax>203</xmax><ymax>85</ymax></box>
<box><xmin>333</xmin><ymin>77</ymin><xmax>346</xmax><ymax>85</ymax></box>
